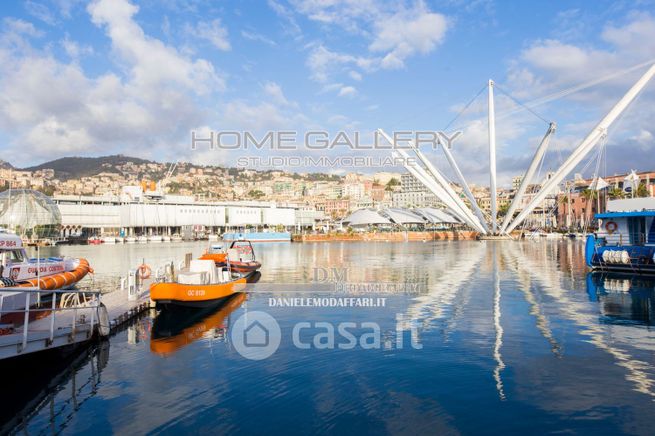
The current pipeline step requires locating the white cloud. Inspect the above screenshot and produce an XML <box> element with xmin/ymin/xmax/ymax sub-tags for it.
<box><xmin>299</xmin><ymin>1</ymin><xmax>449</xmax><ymax>84</ymax></box>
<box><xmin>337</xmin><ymin>85</ymin><xmax>356</xmax><ymax>97</ymax></box>
<box><xmin>349</xmin><ymin>70</ymin><xmax>362</xmax><ymax>81</ymax></box>
<box><xmin>370</xmin><ymin>7</ymin><xmax>448</xmax><ymax>69</ymax></box>
<box><xmin>193</xmin><ymin>19</ymin><xmax>231</xmax><ymax>51</ymax></box>
<box><xmin>24</xmin><ymin>1</ymin><xmax>57</xmax><ymax>26</ymax></box>
<box><xmin>241</xmin><ymin>30</ymin><xmax>277</xmax><ymax>47</ymax></box>
<box><xmin>263</xmin><ymin>81</ymin><xmax>294</xmax><ymax>106</ymax></box>
<box><xmin>0</xmin><ymin>0</ymin><xmax>227</xmax><ymax>164</ymax></box>
<box><xmin>306</xmin><ymin>44</ymin><xmax>375</xmax><ymax>83</ymax></box>
<box><xmin>61</xmin><ymin>34</ymin><xmax>94</xmax><ymax>59</ymax></box>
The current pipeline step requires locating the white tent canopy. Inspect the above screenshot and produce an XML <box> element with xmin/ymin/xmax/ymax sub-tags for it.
<box><xmin>381</xmin><ymin>208</ymin><xmax>425</xmax><ymax>225</ymax></box>
<box><xmin>342</xmin><ymin>209</ymin><xmax>392</xmax><ymax>226</ymax></box>
<box><xmin>343</xmin><ymin>207</ymin><xmax>462</xmax><ymax>227</ymax></box>
<box><xmin>414</xmin><ymin>207</ymin><xmax>461</xmax><ymax>224</ymax></box>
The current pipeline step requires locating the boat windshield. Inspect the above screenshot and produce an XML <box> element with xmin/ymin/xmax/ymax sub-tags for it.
<box><xmin>1</xmin><ymin>249</ymin><xmax>25</xmax><ymax>265</ymax></box>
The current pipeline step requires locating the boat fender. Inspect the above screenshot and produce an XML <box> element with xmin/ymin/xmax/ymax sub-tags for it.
<box><xmin>621</xmin><ymin>250</ymin><xmax>630</xmax><ymax>264</ymax></box>
<box><xmin>98</xmin><ymin>303</ymin><xmax>110</xmax><ymax>337</ymax></box>
<box><xmin>601</xmin><ymin>250</ymin><xmax>611</xmax><ymax>263</ymax></box>
<box><xmin>138</xmin><ymin>264</ymin><xmax>151</xmax><ymax>280</ymax></box>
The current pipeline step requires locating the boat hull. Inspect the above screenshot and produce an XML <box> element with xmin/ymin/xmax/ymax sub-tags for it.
<box><xmin>199</xmin><ymin>253</ymin><xmax>262</xmax><ymax>274</ymax></box>
<box><xmin>150</xmin><ymin>277</ymin><xmax>247</xmax><ymax>308</ymax></box>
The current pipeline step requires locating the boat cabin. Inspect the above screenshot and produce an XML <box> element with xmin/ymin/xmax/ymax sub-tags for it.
<box><xmin>0</xmin><ymin>231</ymin><xmax>27</xmax><ymax>274</ymax></box>
<box><xmin>595</xmin><ymin>198</ymin><xmax>655</xmax><ymax>247</ymax></box>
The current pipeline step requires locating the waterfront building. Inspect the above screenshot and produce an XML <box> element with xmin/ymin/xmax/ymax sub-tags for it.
<box><xmin>52</xmin><ymin>186</ymin><xmax>321</xmax><ymax>237</ymax></box>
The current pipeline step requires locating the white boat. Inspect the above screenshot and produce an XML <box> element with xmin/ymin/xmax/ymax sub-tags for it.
<box><xmin>0</xmin><ymin>230</ymin><xmax>92</xmax><ymax>294</ymax></box>
<box><xmin>171</xmin><ymin>234</ymin><xmax>183</xmax><ymax>242</ymax></box>
<box><xmin>102</xmin><ymin>236</ymin><xmax>116</xmax><ymax>244</ymax></box>
<box><xmin>208</xmin><ymin>233</ymin><xmax>219</xmax><ymax>241</ymax></box>
<box><xmin>148</xmin><ymin>235</ymin><xmax>163</xmax><ymax>243</ymax></box>
<box><xmin>162</xmin><ymin>235</ymin><xmax>171</xmax><ymax>242</ymax></box>
<box><xmin>125</xmin><ymin>236</ymin><xmax>137</xmax><ymax>244</ymax></box>
<box><xmin>115</xmin><ymin>236</ymin><xmax>125</xmax><ymax>244</ymax></box>
<box><xmin>137</xmin><ymin>235</ymin><xmax>148</xmax><ymax>244</ymax></box>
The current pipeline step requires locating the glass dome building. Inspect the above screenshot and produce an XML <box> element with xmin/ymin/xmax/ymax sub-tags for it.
<box><xmin>0</xmin><ymin>189</ymin><xmax>62</xmax><ymax>239</ymax></box>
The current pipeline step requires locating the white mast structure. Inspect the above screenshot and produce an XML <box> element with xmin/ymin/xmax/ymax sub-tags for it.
<box><xmin>488</xmin><ymin>80</ymin><xmax>498</xmax><ymax>234</ymax></box>
<box><xmin>381</xmin><ymin>62</ymin><xmax>655</xmax><ymax>236</ymax></box>
<box><xmin>504</xmin><ymin>63</ymin><xmax>655</xmax><ymax>234</ymax></box>
<box><xmin>438</xmin><ymin>137</ymin><xmax>490</xmax><ymax>234</ymax></box>
<box><xmin>499</xmin><ymin>122</ymin><xmax>556</xmax><ymax>234</ymax></box>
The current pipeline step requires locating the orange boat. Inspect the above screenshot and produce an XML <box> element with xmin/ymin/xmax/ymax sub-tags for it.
<box><xmin>199</xmin><ymin>240</ymin><xmax>261</xmax><ymax>274</ymax></box>
<box><xmin>150</xmin><ymin>258</ymin><xmax>248</xmax><ymax>308</ymax></box>
<box><xmin>150</xmin><ymin>292</ymin><xmax>247</xmax><ymax>356</ymax></box>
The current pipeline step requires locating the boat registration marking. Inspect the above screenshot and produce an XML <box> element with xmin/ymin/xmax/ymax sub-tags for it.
<box><xmin>187</xmin><ymin>289</ymin><xmax>206</xmax><ymax>297</ymax></box>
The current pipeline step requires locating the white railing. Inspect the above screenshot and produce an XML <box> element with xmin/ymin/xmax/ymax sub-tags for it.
<box><xmin>0</xmin><ymin>287</ymin><xmax>102</xmax><ymax>355</ymax></box>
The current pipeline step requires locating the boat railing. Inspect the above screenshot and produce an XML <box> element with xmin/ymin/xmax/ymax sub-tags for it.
<box><xmin>0</xmin><ymin>287</ymin><xmax>102</xmax><ymax>358</ymax></box>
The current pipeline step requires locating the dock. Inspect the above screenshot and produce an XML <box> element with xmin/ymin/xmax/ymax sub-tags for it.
<box><xmin>0</xmin><ymin>283</ymin><xmax>151</xmax><ymax>362</ymax></box>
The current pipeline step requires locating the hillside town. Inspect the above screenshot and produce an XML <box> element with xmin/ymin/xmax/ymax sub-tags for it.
<box><xmin>1</xmin><ymin>157</ymin><xmax>654</xmax><ymax>231</ymax></box>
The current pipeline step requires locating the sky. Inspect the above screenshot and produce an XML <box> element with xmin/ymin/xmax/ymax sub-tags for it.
<box><xmin>1</xmin><ymin>0</ymin><xmax>655</xmax><ymax>186</ymax></box>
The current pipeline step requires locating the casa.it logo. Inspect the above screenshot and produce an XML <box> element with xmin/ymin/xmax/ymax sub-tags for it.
<box><xmin>231</xmin><ymin>311</ymin><xmax>281</xmax><ymax>360</ymax></box>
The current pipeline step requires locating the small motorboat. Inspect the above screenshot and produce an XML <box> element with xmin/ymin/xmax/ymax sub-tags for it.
<box><xmin>148</xmin><ymin>235</ymin><xmax>163</xmax><ymax>243</ymax></box>
<box><xmin>115</xmin><ymin>236</ymin><xmax>125</xmax><ymax>244</ymax></box>
<box><xmin>87</xmin><ymin>236</ymin><xmax>103</xmax><ymax>245</ymax></box>
<box><xmin>125</xmin><ymin>236</ymin><xmax>137</xmax><ymax>244</ymax></box>
<box><xmin>162</xmin><ymin>235</ymin><xmax>171</xmax><ymax>242</ymax></box>
<box><xmin>200</xmin><ymin>240</ymin><xmax>261</xmax><ymax>274</ymax></box>
<box><xmin>171</xmin><ymin>234</ymin><xmax>183</xmax><ymax>242</ymax></box>
<box><xmin>150</xmin><ymin>258</ymin><xmax>249</xmax><ymax>308</ymax></box>
<box><xmin>137</xmin><ymin>235</ymin><xmax>148</xmax><ymax>244</ymax></box>
<box><xmin>102</xmin><ymin>236</ymin><xmax>116</xmax><ymax>244</ymax></box>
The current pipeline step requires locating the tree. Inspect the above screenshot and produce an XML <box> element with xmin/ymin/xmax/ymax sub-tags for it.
<box><xmin>247</xmin><ymin>189</ymin><xmax>265</xmax><ymax>199</ymax></box>
<box><xmin>636</xmin><ymin>182</ymin><xmax>649</xmax><ymax>198</ymax></box>
<box><xmin>608</xmin><ymin>186</ymin><xmax>624</xmax><ymax>200</ymax></box>
<box><xmin>581</xmin><ymin>188</ymin><xmax>598</xmax><ymax>224</ymax></box>
<box><xmin>497</xmin><ymin>202</ymin><xmax>510</xmax><ymax>218</ymax></box>
<box><xmin>385</xmin><ymin>178</ymin><xmax>400</xmax><ymax>191</ymax></box>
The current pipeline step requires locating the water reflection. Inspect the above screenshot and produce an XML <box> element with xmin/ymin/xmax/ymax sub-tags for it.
<box><xmin>5</xmin><ymin>241</ymin><xmax>655</xmax><ymax>434</ymax></box>
<box><xmin>151</xmin><ymin>293</ymin><xmax>247</xmax><ymax>356</ymax></box>
<box><xmin>586</xmin><ymin>273</ymin><xmax>655</xmax><ymax>326</ymax></box>
<box><xmin>504</xmin><ymin>242</ymin><xmax>655</xmax><ymax>400</ymax></box>
<box><xmin>1</xmin><ymin>341</ymin><xmax>110</xmax><ymax>434</ymax></box>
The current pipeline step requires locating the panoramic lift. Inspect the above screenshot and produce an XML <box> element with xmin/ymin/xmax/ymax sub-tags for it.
<box><xmin>379</xmin><ymin>61</ymin><xmax>655</xmax><ymax>237</ymax></box>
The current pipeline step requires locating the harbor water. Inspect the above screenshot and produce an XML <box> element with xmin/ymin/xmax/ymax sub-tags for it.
<box><xmin>4</xmin><ymin>240</ymin><xmax>655</xmax><ymax>434</ymax></box>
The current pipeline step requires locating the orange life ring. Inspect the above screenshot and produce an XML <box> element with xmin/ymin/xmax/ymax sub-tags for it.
<box><xmin>605</xmin><ymin>221</ymin><xmax>618</xmax><ymax>234</ymax></box>
<box><xmin>138</xmin><ymin>264</ymin><xmax>151</xmax><ymax>280</ymax></box>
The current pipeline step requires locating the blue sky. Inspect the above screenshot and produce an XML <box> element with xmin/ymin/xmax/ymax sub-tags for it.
<box><xmin>1</xmin><ymin>0</ymin><xmax>655</xmax><ymax>185</ymax></box>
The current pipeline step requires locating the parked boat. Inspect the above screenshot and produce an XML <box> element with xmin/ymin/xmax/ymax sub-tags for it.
<box><xmin>171</xmin><ymin>234</ymin><xmax>183</xmax><ymax>242</ymax></box>
<box><xmin>200</xmin><ymin>240</ymin><xmax>262</xmax><ymax>274</ymax></box>
<box><xmin>162</xmin><ymin>235</ymin><xmax>171</xmax><ymax>242</ymax></box>
<box><xmin>115</xmin><ymin>236</ymin><xmax>125</xmax><ymax>244</ymax></box>
<box><xmin>0</xmin><ymin>231</ymin><xmax>92</xmax><ymax>323</ymax></box>
<box><xmin>87</xmin><ymin>236</ymin><xmax>102</xmax><ymax>245</ymax></box>
<box><xmin>150</xmin><ymin>258</ymin><xmax>249</xmax><ymax>308</ymax></box>
<box><xmin>125</xmin><ymin>236</ymin><xmax>137</xmax><ymax>244</ymax></box>
<box><xmin>102</xmin><ymin>236</ymin><xmax>116</xmax><ymax>244</ymax></box>
<box><xmin>585</xmin><ymin>198</ymin><xmax>655</xmax><ymax>275</ymax></box>
<box><xmin>223</xmin><ymin>231</ymin><xmax>290</xmax><ymax>242</ymax></box>
<box><xmin>137</xmin><ymin>235</ymin><xmax>148</xmax><ymax>244</ymax></box>
<box><xmin>148</xmin><ymin>235</ymin><xmax>163</xmax><ymax>243</ymax></box>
